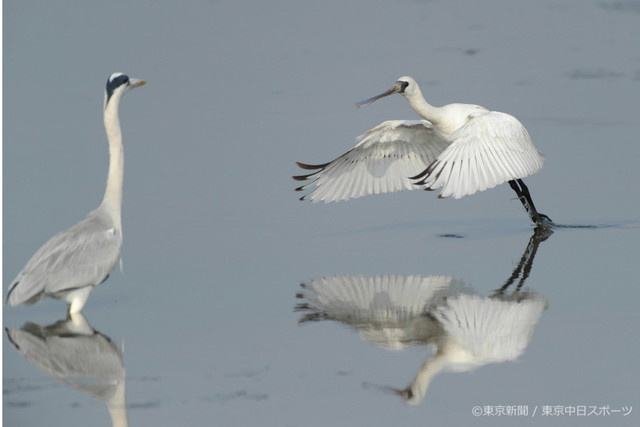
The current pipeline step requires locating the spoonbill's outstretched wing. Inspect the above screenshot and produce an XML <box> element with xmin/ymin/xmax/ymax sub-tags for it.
<box><xmin>433</xmin><ymin>294</ymin><xmax>547</xmax><ymax>363</ymax></box>
<box><xmin>412</xmin><ymin>112</ymin><xmax>544</xmax><ymax>199</ymax></box>
<box><xmin>299</xmin><ymin>274</ymin><xmax>458</xmax><ymax>322</ymax></box>
<box><xmin>296</xmin><ymin>274</ymin><xmax>464</xmax><ymax>350</ymax></box>
<box><xmin>294</xmin><ymin>120</ymin><xmax>449</xmax><ymax>203</ymax></box>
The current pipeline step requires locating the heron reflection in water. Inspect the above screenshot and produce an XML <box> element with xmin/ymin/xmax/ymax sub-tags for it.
<box><xmin>5</xmin><ymin>313</ymin><xmax>128</xmax><ymax>426</ymax></box>
<box><xmin>295</xmin><ymin>226</ymin><xmax>551</xmax><ymax>404</ymax></box>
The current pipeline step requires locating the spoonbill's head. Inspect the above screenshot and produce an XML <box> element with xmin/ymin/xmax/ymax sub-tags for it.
<box><xmin>356</xmin><ymin>76</ymin><xmax>420</xmax><ymax>108</ymax></box>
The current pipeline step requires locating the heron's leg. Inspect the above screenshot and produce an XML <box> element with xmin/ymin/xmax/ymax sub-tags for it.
<box><xmin>66</xmin><ymin>286</ymin><xmax>93</xmax><ymax>315</ymax></box>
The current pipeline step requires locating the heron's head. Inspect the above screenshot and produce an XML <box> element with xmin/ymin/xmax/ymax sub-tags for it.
<box><xmin>355</xmin><ymin>76</ymin><xmax>420</xmax><ymax>108</ymax></box>
<box><xmin>104</xmin><ymin>72</ymin><xmax>146</xmax><ymax>107</ymax></box>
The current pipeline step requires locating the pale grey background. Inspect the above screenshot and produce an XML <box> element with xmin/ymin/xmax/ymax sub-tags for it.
<box><xmin>3</xmin><ymin>0</ymin><xmax>640</xmax><ymax>426</ymax></box>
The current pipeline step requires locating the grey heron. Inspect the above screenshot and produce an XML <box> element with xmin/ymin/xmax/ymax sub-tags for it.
<box><xmin>294</xmin><ymin>76</ymin><xmax>552</xmax><ymax>226</ymax></box>
<box><xmin>6</xmin><ymin>72</ymin><xmax>145</xmax><ymax>314</ymax></box>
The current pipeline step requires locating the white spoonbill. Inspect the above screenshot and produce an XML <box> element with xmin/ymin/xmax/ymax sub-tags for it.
<box><xmin>396</xmin><ymin>292</ymin><xmax>547</xmax><ymax>405</ymax></box>
<box><xmin>294</xmin><ymin>76</ymin><xmax>552</xmax><ymax>225</ymax></box>
<box><xmin>6</xmin><ymin>73</ymin><xmax>145</xmax><ymax>314</ymax></box>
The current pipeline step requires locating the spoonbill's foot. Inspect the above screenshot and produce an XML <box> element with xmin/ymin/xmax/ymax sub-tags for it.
<box><xmin>535</xmin><ymin>213</ymin><xmax>555</xmax><ymax>228</ymax></box>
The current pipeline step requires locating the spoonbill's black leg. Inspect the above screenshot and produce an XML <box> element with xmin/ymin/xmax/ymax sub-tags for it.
<box><xmin>508</xmin><ymin>179</ymin><xmax>553</xmax><ymax>226</ymax></box>
<box><xmin>491</xmin><ymin>225</ymin><xmax>552</xmax><ymax>299</ymax></box>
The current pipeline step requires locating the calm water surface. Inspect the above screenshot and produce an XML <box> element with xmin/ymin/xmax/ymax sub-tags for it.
<box><xmin>4</xmin><ymin>1</ymin><xmax>639</xmax><ymax>426</ymax></box>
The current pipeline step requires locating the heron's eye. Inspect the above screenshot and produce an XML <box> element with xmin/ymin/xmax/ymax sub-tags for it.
<box><xmin>399</xmin><ymin>81</ymin><xmax>409</xmax><ymax>92</ymax></box>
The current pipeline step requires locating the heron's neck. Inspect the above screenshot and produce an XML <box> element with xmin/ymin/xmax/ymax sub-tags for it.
<box><xmin>101</xmin><ymin>100</ymin><xmax>124</xmax><ymax>230</ymax></box>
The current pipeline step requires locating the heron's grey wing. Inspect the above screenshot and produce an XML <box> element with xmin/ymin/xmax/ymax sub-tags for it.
<box><xmin>6</xmin><ymin>208</ymin><xmax>122</xmax><ymax>306</ymax></box>
<box><xmin>415</xmin><ymin>112</ymin><xmax>544</xmax><ymax>199</ymax></box>
<box><xmin>294</xmin><ymin>120</ymin><xmax>449</xmax><ymax>202</ymax></box>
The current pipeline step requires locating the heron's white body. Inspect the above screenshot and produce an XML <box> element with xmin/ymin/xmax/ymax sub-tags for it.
<box><xmin>295</xmin><ymin>76</ymin><xmax>544</xmax><ymax>202</ymax></box>
<box><xmin>6</xmin><ymin>73</ymin><xmax>144</xmax><ymax>314</ymax></box>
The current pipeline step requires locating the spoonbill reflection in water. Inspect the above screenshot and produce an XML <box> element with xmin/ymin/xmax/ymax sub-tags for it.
<box><xmin>5</xmin><ymin>73</ymin><xmax>145</xmax><ymax>314</ymax></box>
<box><xmin>296</xmin><ymin>274</ymin><xmax>546</xmax><ymax>405</ymax></box>
<box><xmin>294</xmin><ymin>76</ymin><xmax>552</xmax><ymax>226</ymax></box>
<box><xmin>296</xmin><ymin>227</ymin><xmax>551</xmax><ymax>405</ymax></box>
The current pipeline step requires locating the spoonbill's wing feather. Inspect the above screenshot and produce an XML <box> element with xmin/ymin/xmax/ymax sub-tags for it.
<box><xmin>296</xmin><ymin>274</ymin><xmax>464</xmax><ymax>350</ymax></box>
<box><xmin>294</xmin><ymin>120</ymin><xmax>449</xmax><ymax>202</ymax></box>
<box><xmin>433</xmin><ymin>294</ymin><xmax>547</xmax><ymax>362</ymax></box>
<box><xmin>299</xmin><ymin>274</ymin><xmax>458</xmax><ymax>321</ymax></box>
<box><xmin>415</xmin><ymin>112</ymin><xmax>544</xmax><ymax>199</ymax></box>
<box><xmin>6</xmin><ymin>208</ymin><xmax>122</xmax><ymax>306</ymax></box>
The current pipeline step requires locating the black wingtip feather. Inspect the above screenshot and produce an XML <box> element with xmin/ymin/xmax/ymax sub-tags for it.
<box><xmin>409</xmin><ymin>168</ymin><xmax>429</xmax><ymax>180</ymax></box>
<box><xmin>5</xmin><ymin>281</ymin><xmax>18</xmax><ymax>305</ymax></box>
<box><xmin>293</xmin><ymin>173</ymin><xmax>317</xmax><ymax>181</ymax></box>
<box><xmin>296</xmin><ymin>161</ymin><xmax>329</xmax><ymax>170</ymax></box>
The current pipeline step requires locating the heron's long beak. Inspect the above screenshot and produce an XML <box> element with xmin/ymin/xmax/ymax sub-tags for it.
<box><xmin>129</xmin><ymin>78</ymin><xmax>147</xmax><ymax>88</ymax></box>
<box><xmin>355</xmin><ymin>83</ymin><xmax>403</xmax><ymax>108</ymax></box>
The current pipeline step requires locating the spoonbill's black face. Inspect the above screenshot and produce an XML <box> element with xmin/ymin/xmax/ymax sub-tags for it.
<box><xmin>355</xmin><ymin>76</ymin><xmax>421</xmax><ymax>108</ymax></box>
<box><xmin>396</xmin><ymin>80</ymin><xmax>409</xmax><ymax>93</ymax></box>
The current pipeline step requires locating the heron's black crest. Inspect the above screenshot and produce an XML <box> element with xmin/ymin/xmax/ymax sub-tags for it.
<box><xmin>105</xmin><ymin>73</ymin><xmax>130</xmax><ymax>104</ymax></box>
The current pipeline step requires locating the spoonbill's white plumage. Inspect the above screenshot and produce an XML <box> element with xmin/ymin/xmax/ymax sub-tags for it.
<box><xmin>5</xmin><ymin>73</ymin><xmax>145</xmax><ymax>314</ymax></box>
<box><xmin>398</xmin><ymin>293</ymin><xmax>547</xmax><ymax>405</ymax></box>
<box><xmin>295</xmin><ymin>76</ymin><xmax>551</xmax><ymax>225</ymax></box>
<box><xmin>296</xmin><ymin>274</ymin><xmax>546</xmax><ymax>404</ymax></box>
<box><xmin>295</xmin><ymin>120</ymin><xmax>450</xmax><ymax>203</ymax></box>
<box><xmin>296</xmin><ymin>275</ymin><xmax>466</xmax><ymax>350</ymax></box>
